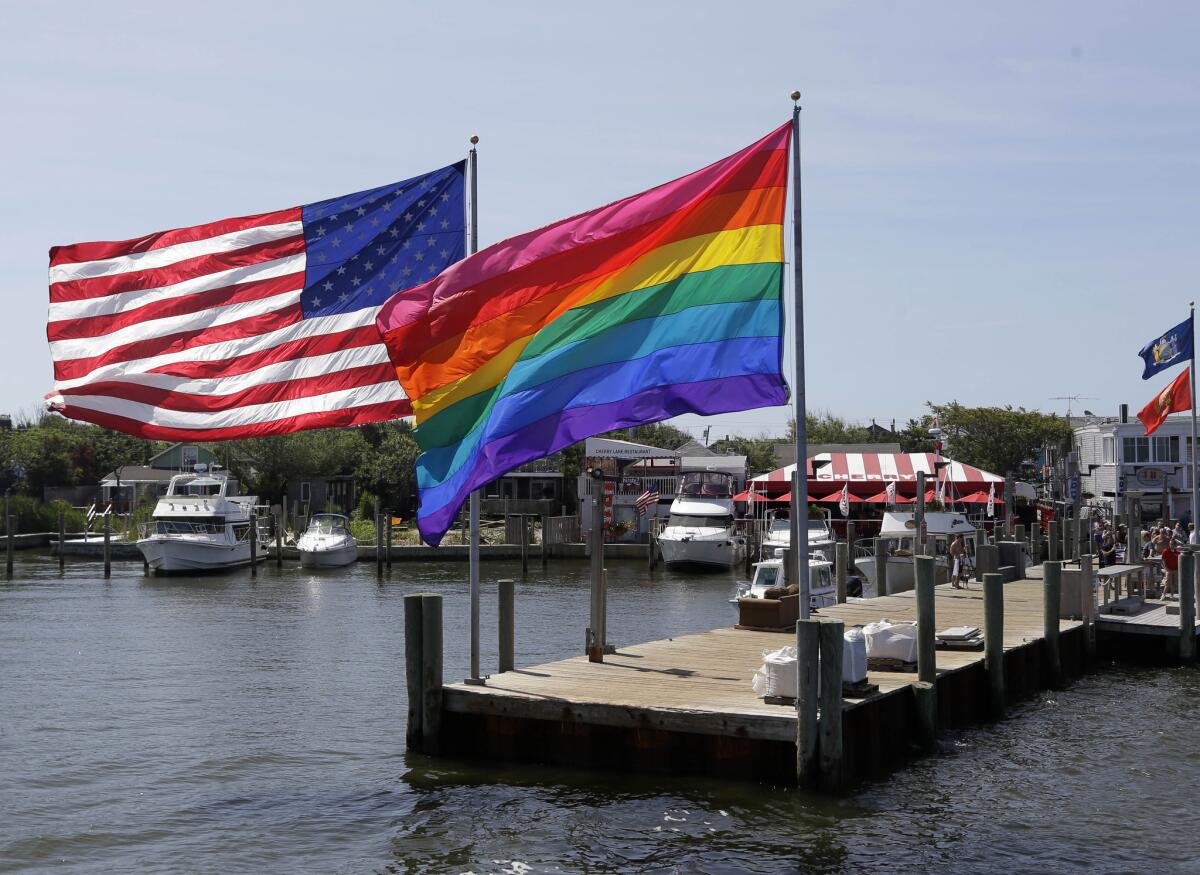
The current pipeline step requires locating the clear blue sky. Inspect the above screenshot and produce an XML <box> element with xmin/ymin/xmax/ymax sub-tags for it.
<box><xmin>4</xmin><ymin>1</ymin><xmax>1197</xmax><ymax>440</ymax></box>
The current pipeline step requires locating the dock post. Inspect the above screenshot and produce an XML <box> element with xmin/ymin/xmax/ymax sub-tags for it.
<box><xmin>420</xmin><ymin>593</ymin><xmax>443</xmax><ymax>754</ymax></box>
<box><xmin>520</xmin><ymin>514</ymin><xmax>529</xmax><ymax>574</ymax></box>
<box><xmin>983</xmin><ymin>572</ymin><xmax>1005</xmax><ymax>719</ymax></box>
<box><xmin>1014</xmin><ymin>523</ymin><xmax>1026</xmax><ymax>547</ymax></box>
<box><xmin>376</xmin><ymin>514</ymin><xmax>384</xmax><ymax>577</ymax></box>
<box><xmin>498</xmin><ymin>578</ymin><xmax>515</xmax><ymax>673</ymax></box>
<box><xmin>249</xmin><ymin>510</ymin><xmax>257</xmax><ymax>578</ymax></box>
<box><xmin>1063</xmin><ymin>514</ymin><xmax>1074</xmax><ymax>562</ymax></box>
<box><xmin>873</xmin><ymin>538</ymin><xmax>888</xmax><ymax>596</ymax></box>
<box><xmin>818</xmin><ymin>618</ymin><xmax>845</xmax><ymax>792</ymax></box>
<box><xmin>1078</xmin><ymin>516</ymin><xmax>1091</xmax><ymax>557</ymax></box>
<box><xmin>1042</xmin><ymin>560</ymin><xmax>1063</xmax><ymax>689</ymax></box>
<box><xmin>385</xmin><ymin>510</ymin><xmax>393</xmax><ymax>573</ymax></box>
<box><xmin>795</xmin><ymin>618</ymin><xmax>820</xmax><ymax>789</ymax></box>
<box><xmin>1080</xmin><ymin>553</ymin><xmax>1096</xmax><ymax>664</ymax></box>
<box><xmin>915</xmin><ymin>556</ymin><xmax>936</xmax><ymax>684</ymax></box>
<box><xmin>103</xmin><ymin>514</ymin><xmax>111</xmax><ymax>579</ymax></box>
<box><xmin>404</xmin><ymin>594</ymin><xmax>424</xmax><ymax>751</ymax></box>
<box><xmin>974</xmin><ymin>528</ymin><xmax>986</xmax><ymax>582</ymax></box>
<box><xmin>835</xmin><ymin>541</ymin><xmax>848</xmax><ymax>604</ymax></box>
<box><xmin>58</xmin><ymin>508</ymin><xmax>65</xmax><ymax>572</ymax></box>
<box><xmin>1180</xmin><ymin>550</ymin><xmax>1196</xmax><ymax>665</ymax></box>
<box><xmin>4</xmin><ymin>491</ymin><xmax>11</xmax><ymax>579</ymax></box>
<box><xmin>275</xmin><ymin>510</ymin><xmax>283</xmax><ymax>568</ymax></box>
<box><xmin>588</xmin><ymin>474</ymin><xmax>605</xmax><ymax>662</ymax></box>
<box><xmin>1048</xmin><ymin>520</ymin><xmax>1059</xmax><ymax>562</ymax></box>
<box><xmin>541</xmin><ymin>514</ymin><xmax>548</xmax><ymax>569</ymax></box>
<box><xmin>912</xmin><ymin>682</ymin><xmax>938</xmax><ymax>752</ymax></box>
<box><xmin>978</xmin><ymin>544</ymin><xmax>999</xmax><ymax>579</ymax></box>
<box><xmin>1031</xmin><ymin>521</ymin><xmax>1042</xmax><ymax>562</ymax></box>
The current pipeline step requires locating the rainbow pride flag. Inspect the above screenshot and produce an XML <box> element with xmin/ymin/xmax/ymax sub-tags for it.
<box><xmin>378</xmin><ymin>123</ymin><xmax>792</xmax><ymax>545</ymax></box>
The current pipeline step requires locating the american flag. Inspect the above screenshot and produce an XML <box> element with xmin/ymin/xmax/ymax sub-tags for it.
<box><xmin>635</xmin><ymin>488</ymin><xmax>659</xmax><ymax>516</ymax></box>
<box><xmin>45</xmin><ymin>162</ymin><xmax>465</xmax><ymax>440</ymax></box>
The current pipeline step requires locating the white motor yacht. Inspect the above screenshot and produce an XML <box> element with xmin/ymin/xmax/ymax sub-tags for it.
<box><xmin>853</xmin><ymin>511</ymin><xmax>976</xmax><ymax>593</ymax></box>
<box><xmin>136</xmin><ymin>465</ymin><xmax>270</xmax><ymax>574</ymax></box>
<box><xmin>759</xmin><ymin>507</ymin><xmax>836</xmax><ymax>561</ymax></box>
<box><xmin>297</xmin><ymin>514</ymin><xmax>358</xmax><ymax>568</ymax></box>
<box><xmin>657</xmin><ymin>470</ymin><xmax>746</xmax><ymax>569</ymax></box>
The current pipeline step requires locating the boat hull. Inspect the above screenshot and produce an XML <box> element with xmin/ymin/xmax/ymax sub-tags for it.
<box><xmin>658</xmin><ymin>534</ymin><xmax>744</xmax><ymax>569</ymax></box>
<box><xmin>854</xmin><ymin>555</ymin><xmax>949</xmax><ymax>593</ymax></box>
<box><xmin>137</xmin><ymin>537</ymin><xmax>263</xmax><ymax>574</ymax></box>
<box><xmin>298</xmin><ymin>542</ymin><xmax>358</xmax><ymax>568</ymax></box>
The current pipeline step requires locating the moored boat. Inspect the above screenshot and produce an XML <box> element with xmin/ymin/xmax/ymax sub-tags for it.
<box><xmin>657</xmin><ymin>470</ymin><xmax>746</xmax><ymax>569</ymax></box>
<box><xmin>297</xmin><ymin>514</ymin><xmax>358</xmax><ymax>568</ymax></box>
<box><xmin>136</xmin><ymin>465</ymin><xmax>269</xmax><ymax>574</ymax></box>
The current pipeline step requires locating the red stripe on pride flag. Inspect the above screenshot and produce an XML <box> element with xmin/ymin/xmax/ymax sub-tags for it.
<box><xmin>49</xmin><ymin>207</ymin><xmax>302</xmax><ymax>267</ymax></box>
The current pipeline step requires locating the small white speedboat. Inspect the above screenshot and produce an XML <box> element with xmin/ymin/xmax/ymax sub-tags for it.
<box><xmin>297</xmin><ymin>514</ymin><xmax>358</xmax><ymax>568</ymax></box>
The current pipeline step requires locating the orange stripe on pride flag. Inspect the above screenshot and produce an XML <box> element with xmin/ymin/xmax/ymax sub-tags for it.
<box><xmin>1138</xmin><ymin>367</ymin><xmax>1190</xmax><ymax>436</ymax></box>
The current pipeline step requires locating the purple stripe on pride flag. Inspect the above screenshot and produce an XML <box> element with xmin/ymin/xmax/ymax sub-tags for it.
<box><xmin>417</xmin><ymin>372</ymin><xmax>788</xmax><ymax>544</ymax></box>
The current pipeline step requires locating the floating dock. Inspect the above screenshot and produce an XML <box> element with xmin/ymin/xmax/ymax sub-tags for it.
<box><xmin>406</xmin><ymin>554</ymin><xmax>1199</xmax><ymax>789</ymax></box>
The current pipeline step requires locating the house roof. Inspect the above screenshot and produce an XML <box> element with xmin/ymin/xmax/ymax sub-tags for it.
<box><xmin>101</xmin><ymin>465</ymin><xmax>179</xmax><ymax>484</ymax></box>
<box><xmin>674</xmin><ymin>439</ymin><xmax>714</xmax><ymax>456</ymax></box>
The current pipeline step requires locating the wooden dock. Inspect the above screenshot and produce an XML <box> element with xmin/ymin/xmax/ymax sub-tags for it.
<box><xmin>407</xmin><ymin>558</ymin><xmax>1198</xmax><ymax>788</ymax></box>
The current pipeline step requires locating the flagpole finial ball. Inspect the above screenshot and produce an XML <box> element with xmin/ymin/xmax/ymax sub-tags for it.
<box><xmin>790</xmin><ymin>90</ymin><xmax>801</xmax><ymax>102</ymax></box>
<box><xmin>470</xmin><ymin>135</ymin><xmax>479</xmax><ymax>145</ymax></box>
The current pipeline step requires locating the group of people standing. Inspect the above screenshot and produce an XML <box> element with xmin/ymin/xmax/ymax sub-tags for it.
<box><xmin>1132</xmin><ymin>519</ymin><xmax>1196</xmax><ymax>600</ymax></box>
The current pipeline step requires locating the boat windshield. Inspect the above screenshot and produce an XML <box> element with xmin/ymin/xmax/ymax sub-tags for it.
<box><xmin>167</xmin><ymin>476</ymin><xmax>225</xmax><ymax>497</ymax></box>
<box><xmin>668</xmin><ymin>513</ymin><xmax>733</xmax><ymax>528</ymax></box>
<box><xmin>152</xmin><ymin>520</ymin><xmax>224</xmax><ymax>536</ymax></box>
<box><xmin>754</xmin><ymin>564</ymin><xmax>782</xmax><ymax>589</ymax></box>
<box><xmin>308</xmin><ymin>516</ymin><xmax>348</xmax><ymax>535</ymax></box>
<box><xmin>679</xmin><ymin>471</ymin><xmax>733</xmax><ymax>498</ymax></box>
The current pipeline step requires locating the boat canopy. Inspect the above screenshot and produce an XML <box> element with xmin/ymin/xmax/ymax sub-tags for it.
<box><xmin>877</xmin><ymin>511</ymin><xmax>976</xmax><ymax>539</ymax></box>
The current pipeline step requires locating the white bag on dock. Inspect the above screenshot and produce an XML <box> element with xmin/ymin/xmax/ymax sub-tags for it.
<box><xmin>862</xmin><ymin>619</ymin><xmax>918</xmax><ymax>663</ymax></box>
<box><xmin>843</xmin><ymin>628</ymin><xmax>868</xmax><ymax>683</ymax></box>
<box><xmin>751</xmin><ymin>645</ymin><xmax>797</xmax><ymax>698</ymax></box>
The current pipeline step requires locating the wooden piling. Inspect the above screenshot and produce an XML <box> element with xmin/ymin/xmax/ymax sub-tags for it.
<box><xmin>983</xmin><ymin>572</ymin><xmax>1005</xmax><ymax>719</ymax></box>
<box><xmin>420</xmin><ymin>592</ymin><xmax>443</xmax><ymax>754</ymax></box>
<box><xmin>498</xmin><ymin>578</ymin><xmax>515</xmax><ymax>673</ymax></box>
<box><xmin>1014</xmin><ymin>523</ymin><xmax>1026</xmax><ymax>546</ymax></box>
<box><xmin>846</xmin><ymin>520</ymin><xmax>856</xmax><ymax>555</ymax></box>
<box><xmin>1048</xmin><ymin>520</ymin><xmax>1059</xmax><ymax>562</ymax></box>
<box><xmin>376</xmin><ymin>514</ymin><xmax>384</xmax><ymax>576</ymax></box>
<box><xmin>1078</xmin><ymin>516</ymin><xmax>1091</xmax><ymax>556</ymax></box>
<box><xmin>974</xmin><ymin>528</ymin><xmax>986</xmax><ymax>581</ymax></box>
<box><xmin>58</xmin><ymin>508</ymin><xmax>65</xmax><ymax>572</ymax></box>
<box><xmin>385</xmin><ymin>510</ymin><xmax>393</xmax><ymax>572</ymax></box>
<box><xmin>873</xmin><ymin>538</ymin><xmax>888</xmax><ymax>596</ymax></box>
<box><xmin>540</xmin><ymin>514</ymin><xmax>548</xmax><ymax>568</ymax></box>
<box><xmin>1043</xmin><ymin>560</ymin><xmax>1063</xmax><ymax>689</ymax></box>
<box><xmin>404</xmin><ymin>594</ymin><xmax>424</xmax><ymax>750</ymax></box>
<box><xmin>103</xmin><ymin>514</ymin><xmax>111</xmax><ymax>579</ymax></box>
<box><xmin>520</xmin><ymin>514</ymin><xmax>529</xmax><ymax>574</ymax></box>
<box><xmin>4</xmin><ymin>492</ymin><xmax>11</xmax><ymax>580</ymax></box>
<box><xmin>795</xmin><ymin>617</ymin><xmax>820</xmax><ymax>788</ymax></box>
<box><xmin>249</xmin><ymin>510</ymin><xmax>258</xmax><ymax>578</ymax></box>
<box><xmin>275</xmin><ymin>510</ymin><xmax>283</xmax><ymax>568</ymax></box>
<box><xmin>1180</xmin><ymin>550</ymin><xmax>1196</xmax><ymax>665</ymax></box>
<box><xmin>1031</xmin><ymin>522</ymin><xmax>1042</xmax><ymax>562</ymax></box>
<box><xmin>978</xmin><ymin>543</ymin><xmax>999</xmax><ymax>579</ymax></box>
<box><xmin>915</xmin><ymin>555</ymin><xmax>936</xmax><ymax>684</ymax></box>
<box><xmin>835</xmin><ymin>541</ymin><xmax>848</xmax><ymax>604</ymax></box>
<box><xmin>1080</xmin><ymin>554</ymin><xmax>1096</xmax><ymax>664</ymax></box>
<box><xmin>912</xmin><ymin>681</ymin><xmax>937</xmax><ymax>753</ymax></box>
<box><xmin>817</xmin><ymin>619</ymin><xmax>844</xmax><ymax>792</ymax></box>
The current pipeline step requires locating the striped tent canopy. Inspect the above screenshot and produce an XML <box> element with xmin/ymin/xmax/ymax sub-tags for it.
<box><xmin>751</xmin><ymin>453</ymin><xmax>1004</xmax><ymax>489</ymax></box>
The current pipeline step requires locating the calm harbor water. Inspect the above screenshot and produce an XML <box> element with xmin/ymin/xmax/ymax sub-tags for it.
<box><xmin>1</xmin><ymin>553</ymin><xmax>1198</xmax><ymax>874</ymax></box>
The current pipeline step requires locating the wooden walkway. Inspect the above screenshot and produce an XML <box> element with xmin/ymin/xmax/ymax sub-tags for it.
<box><xmin>443</xmin><ymin>578</ymin><xmax>1083</xmax><ymax>743</ymax></box>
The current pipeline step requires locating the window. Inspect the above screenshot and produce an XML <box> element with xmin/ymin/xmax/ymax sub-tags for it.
<box><xmin>1102</xmin><ymin>437</ymin><xmax>1115</xmax><ymax>464</ymax></box>
<box><xmin>1153</xmin><ymin>435</ymin><xmax>1179</xmax><ymax>463</ymax></box>
<box><xmin>300</xmin><ymin>481</ymin><xmax>311</xmax><ymax>504</ymax></box>
<box><xmin>1123</xmin><ymin>437</ymin><xmax>1149</xmax><ymax>464</ymax></box>
<box><xmin>668</xmin><ymin>513</ymin><xmax>734</xmax><ymax>528</ymax></box>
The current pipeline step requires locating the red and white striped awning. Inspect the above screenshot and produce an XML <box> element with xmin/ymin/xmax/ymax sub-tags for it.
<box><xmin>751</xmin><ymin>453</ymin><xmax>1004</xmax><ymax>486</ymax></box>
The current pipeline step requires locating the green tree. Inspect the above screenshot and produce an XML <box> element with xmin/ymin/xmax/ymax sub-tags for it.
<box><xmin>354</xmin><ymin>422</ymin><xmax>421</xmax><ymax>515</ymax></box>
<box><xmin>226</xmin><ymin>428</ymin><xmax>365</xmax><ymax>502</ymax></box>
<box><xmin>709</xmin><ymin>435</ymin><xmax>780</xmax><ymax>475</ymax></box>
<box><xmin>921</xmin><ymin>401</ymin><xmax>1072</xmax><ymax>475</ymax></box>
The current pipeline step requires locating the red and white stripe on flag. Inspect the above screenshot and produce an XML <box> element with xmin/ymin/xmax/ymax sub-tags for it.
<box><xmin>44</xmin><ymin>163</ymin><xmax>465</xmax><ymax>440</ymax></box>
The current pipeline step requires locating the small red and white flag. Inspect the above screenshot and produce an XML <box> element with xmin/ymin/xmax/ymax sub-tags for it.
<box><xmin>987</xmin><ymin>482</ymin><xmax>996</xmax><ymax>518</ymax></box>
<box><xmin>885</xmin><ymin>480</ymin><xmax>896</xmax><ymax>506</ymax></box>
<box><xmin>635</xmin><ymin>488</ymin><xmax>660</xmax><ymax>516</ymax></box>
<box><xmin>838</xmin><ymin>483</ymin><xmax>850</xmax><ymax>518</ymax></box>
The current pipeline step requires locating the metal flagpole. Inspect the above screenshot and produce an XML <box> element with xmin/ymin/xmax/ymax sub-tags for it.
<box><xmin>467</xmin><ymin>136</ymin><xmax>484</xmax><ymax>686</ymax></box>
<box><xmin>790</xmin><ymin>91</ymin><xmax>812</xmax><ymax>616</ymax></box>
<box><xmin>1190</xmin><ymin>301</ymin><xmax>1198</xmax><ymax>537</ymax></box>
